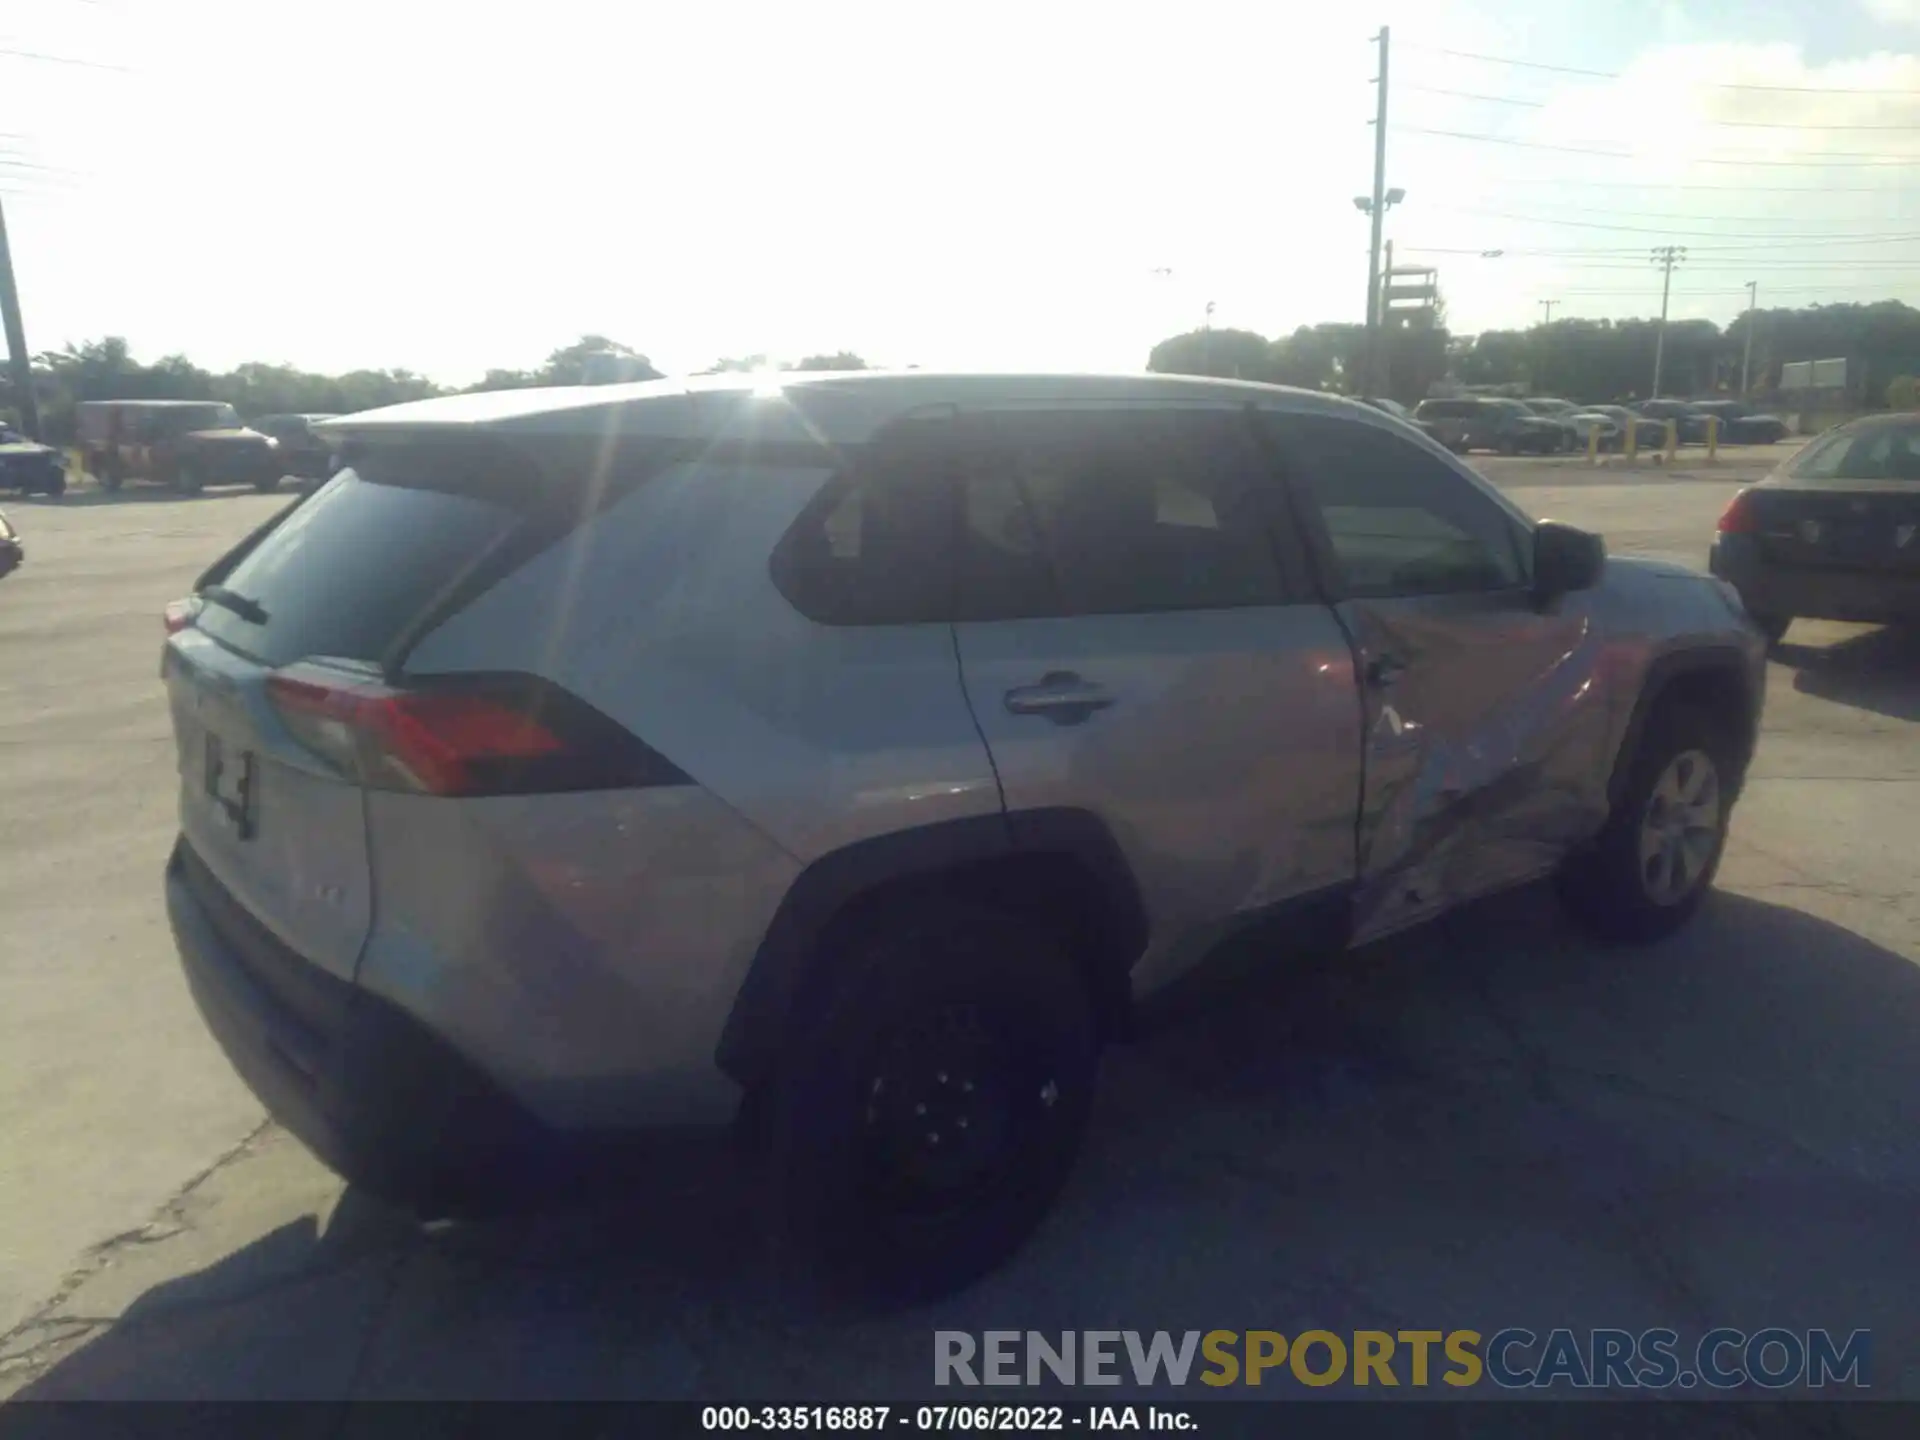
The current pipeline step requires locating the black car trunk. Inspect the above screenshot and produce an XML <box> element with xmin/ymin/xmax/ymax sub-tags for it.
<box><xmin>1749</xmin><ymin>481</ymin><xmax>1920</xmax><ymax>575</ymax></box>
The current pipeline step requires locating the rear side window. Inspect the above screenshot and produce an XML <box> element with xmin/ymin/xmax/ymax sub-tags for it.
<box><xmin>1789</xmin><ymin>423</ymin><xmax>1920</xmax><ymax>483</ymax></box>
<box><xmin>955</xmin><ymin>408</ymin><xmax>1288</xmax><ymax>620</ymax></box>
<box><xmin>194</xmin><ymin>440</ymin><xmax>567</xmax><ymax>668</ymax></box>
<box><xmin>768</xmin><ymin>428</ymin><xmax>958</xmax><ymax>626</ymax></box>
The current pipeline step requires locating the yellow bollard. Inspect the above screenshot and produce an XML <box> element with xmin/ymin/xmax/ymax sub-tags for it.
<box><xmin>1705</xmin><ymin>415</ymin><xmax>1719</xmax><ymax>463</ymax></box>
<box><xmin>1663</xmin><ymin>419</ymin><xmax>1679</xmax><ymax>466</ymax></box>
<box><xmin>1586</xmin><ymin>423</ymin><xmax>1602</xmax><ymax>465</ymax></box>
<box><xmin>1624</xmin><ymin>419</ymin><xmax>1639</xmax><ymax>464</ymax></box>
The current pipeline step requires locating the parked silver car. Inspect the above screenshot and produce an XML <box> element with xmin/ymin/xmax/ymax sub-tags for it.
<box><xmin>161</xmin><ymin>372</ymin><xmax>1767</xmax><ymax>1300</ymax></box>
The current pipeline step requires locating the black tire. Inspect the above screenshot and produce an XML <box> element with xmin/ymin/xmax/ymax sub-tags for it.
<box><xmin>39</xmin><ymin>471</ymin><xmax>65</xmax><ymax>498</ymax></box>
<box><xmin>254</xmin><ymin>473</ymin><xmax>282</xmax><ymax>494</ymax></box>
<box><xmin>1750</xmin><ymin>612</ymin><xmax>1791</xmax><ymax>647</ymax></box>
<box><xmin>763</xmin><ymin>898</ymin><xmax>1098</xmax><ymax>1304</ymax></box>
<box><xmin>1558</xmin><ymin>702</ymin><xmax>1736</xmax><ymax>944</ymax></box>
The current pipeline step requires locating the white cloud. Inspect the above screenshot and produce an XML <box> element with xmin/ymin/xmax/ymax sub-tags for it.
<box><xmin>1861</xmin><ymin>0</ymin><xmax>1920</xmax><ymax>27</ymax></box>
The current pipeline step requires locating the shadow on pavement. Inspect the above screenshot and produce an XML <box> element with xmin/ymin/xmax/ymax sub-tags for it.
<box><xmin>1780</xmin><ymin>625</ymin><xmax>1920</xmax><ymax>722</ymax></box>
<box><xmin>8</xmin><ymin>889</ymin><xmax>1917</xmax><ymax>1407</ymax></box>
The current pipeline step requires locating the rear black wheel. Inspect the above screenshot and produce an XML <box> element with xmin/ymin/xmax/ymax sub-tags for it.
<box><xmin>764</xmin><ymin>899</ymin><xmax>1098</xmax><ymax>1303</ymax></box>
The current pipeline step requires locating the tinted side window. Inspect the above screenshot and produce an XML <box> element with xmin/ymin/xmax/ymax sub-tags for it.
<box><xmin>955</xmin><ymin>409</ymin><xmax>1286</xmax><ymax>621</ymax></box>
<box><xmin>769</xmin><ymin>438</ymin><xmax>955</xmax><ymax>626</ymax></box>
<box><xmin>1274</xmin><ymin>414</ymin><xmax>1528</xmax><ymax>598</ymax></box>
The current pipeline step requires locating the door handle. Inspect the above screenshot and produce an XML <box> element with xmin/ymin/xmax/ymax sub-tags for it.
<box><xmin>1004</xmin><ymin>671</ymin><xmax>1115</xmax><ymax>724</ymax></box>
<box><xmin>1365</xmin><ymin>653</ymin><xmax>1409</xmax><ymax>688</ymax></box>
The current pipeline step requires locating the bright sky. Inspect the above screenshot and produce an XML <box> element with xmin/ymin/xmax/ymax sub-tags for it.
<box><xmin>4</xmin><ymin>0</ymin><xmax>1917</xmax><ymax>384</ymax></box>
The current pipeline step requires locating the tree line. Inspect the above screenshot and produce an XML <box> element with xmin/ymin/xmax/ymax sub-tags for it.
<box><xmin>1</xmin><ymin>336</ymin><xmax>871</xmax><ymax>443</ymax></box>
<box><xmin>1148</xmin><ymin>300</ymin><xmax>1920</xmax><ymax>409</ymax></box>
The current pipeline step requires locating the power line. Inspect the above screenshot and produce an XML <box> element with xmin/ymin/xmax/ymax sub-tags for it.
<box><xmin>1403</xmin><ymin>83</ymin><xmax>1542</xmax><ymax>107</ymax></box>
<box><xmin>1395</xmin><ymin>126</ymin><xmax>1920</xmax><ymax>165</ymax></box>
<box><xmin>1438</xmin><ymin>195</ymin><xmax>1919</xmax><ymax>224</ymax></box>
<box><xmin>1403</xmin><ymin>84</ymin><xmax>1920</xmax><ymax>129</ymax></box>
<box><xmin>1419</xmin><ymin>209</ymin><xmax>1920</xmax><ymax>241</ymax></box>
<box><xmin>1402</xmin><ymin>43</ymin><xmax>1917</xmax><ymax>95</ymax></box>
<box><xmin>1401</xmin><ymin>45</ymin><xmax>1618</xmax><ymax>79</ymax></box>
<box><xmin>0</xmin><ymin>45</ymin><xmax>126</xmax><ymax>72</ymax></box>
<box><xmin>1496</xmin><ymin>178</ymin><xmax>1917</xmax><ymax>192</ymax></box>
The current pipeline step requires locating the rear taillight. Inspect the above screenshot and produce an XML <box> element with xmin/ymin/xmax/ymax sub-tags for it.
<box><xmin>1717</xmin><ymin>489</ymin><xmax>1761</xmax><ymax>535</ymax></box>
<box><xmin>265</xmin><ymin>664</ymin><xmax>687</xmax><ymax>797</ymax></box>
<box><xmin>164</xmin><ymin>597</ymin><xmax>203</xmax><ymax>634</ymax></box>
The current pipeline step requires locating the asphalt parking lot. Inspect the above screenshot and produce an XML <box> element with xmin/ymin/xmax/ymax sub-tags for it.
<box><xmin>1</xmin><ymin>452</ymin><xmax>1916</xmax><ymax>1408</ymax></box>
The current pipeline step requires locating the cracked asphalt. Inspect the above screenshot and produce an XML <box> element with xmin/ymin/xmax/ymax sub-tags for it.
<box><xmin>1</xmin><ymin>456</ymin><xmax>1915</xmax><ymax>1408</ymax></box>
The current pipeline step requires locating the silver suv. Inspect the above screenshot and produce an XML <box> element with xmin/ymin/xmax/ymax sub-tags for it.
<box><xmin>161</xmin><ymin>372</ymin><xmax>1767</xmax><ymax>1299</ymax></box>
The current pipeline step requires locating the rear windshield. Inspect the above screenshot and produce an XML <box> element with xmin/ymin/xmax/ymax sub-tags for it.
<box><xmin>1788</xmin><ymin>422</ymin><xmax>1920</xmax><ymax>483</ymax></box>
<box><xmin>192</xmin><ymin>440</ymin><xmax>575</xmax><ymax>668</ymax></box>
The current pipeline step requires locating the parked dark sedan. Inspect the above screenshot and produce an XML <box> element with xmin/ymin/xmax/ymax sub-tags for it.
<box><xmin>1709</xmin><ymin>413</ymin><xmax>1920</xmax><ymax>644</ymax></box>
<box><xmin>1690</xmin><ymin>400</ymin><xmax>1789</xmax><ymax>445</ymax></box>
<box><xmin>1413</xmin><ymin>396</ymin><xmax>1565</xmax><ymax>455</ymax></box>
<box><xmin>1357</xmin><ymin>395</ymin><xmax>1442</xmax><ymax>441</ymax></box>
<box><xmin>0</xmin><ymin>428</ymin><xmax>65</xmax><ymax>496</ymax></box>
<box><xmin>1635</xmin><ymin>399</ymin><xmax>1714</xmax><ymax>445</ymax></box>
<box><xmin>251</xmin><ymin>413</ymin><xmax>341</xmax><ymax>487</ymax></box>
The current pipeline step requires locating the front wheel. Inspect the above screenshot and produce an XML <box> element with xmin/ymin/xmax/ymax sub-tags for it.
<box><xmin>1558</xmin><ymin>704</ymin><xmax>1735</xmax><ymax>943</ymax></box>
<box><xmin>763</xmin><ymin>899</ymin><xmax>1098</xmax><ymax>1303</ymax></box>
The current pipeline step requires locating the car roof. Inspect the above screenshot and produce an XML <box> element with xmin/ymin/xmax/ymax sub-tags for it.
<box><xmin>75</xmin><ymin>398</ymin><xmax>233</xmax><ymax>408</ymax></box>
<box><xmin>314</xmin><ymin>370</ymin><xmax>1384</xmax><ymax>448</ymax></box>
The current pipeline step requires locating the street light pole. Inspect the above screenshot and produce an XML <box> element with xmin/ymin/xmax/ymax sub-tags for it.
<box><xmin>1650</xmin><ymin>245</ymin><xmax>1686</xmax><ymax>400</ymax></box>
<box><xmin>0</xmin><ymin>197</ymin><xmax>40</xmax><ymax>441</ymax></box>
<box><xmin>1363</xmin><ymin>26</ymin><xmax>1391</xmax><ymax>397</ymax></box>
<box><xmin>1739</xmin><ymin>280</ymin><xmax>1758</xmax><ymax>397</ymax></box>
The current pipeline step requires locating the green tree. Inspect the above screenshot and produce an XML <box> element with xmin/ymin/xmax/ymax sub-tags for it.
<box><xmin>1889</xmin><ymin>375</ymin><xmax>1919</xmax><ymax>411</ymax></box>
<box><xmin>1147</xmin><ymin>328</ymin><xmax>1274</xmax><ymax>381</ymax></box>
<box><xmin>791</xmin><ymin>352</ymin><xmax>868</xmax><ymax>371</ymax></box>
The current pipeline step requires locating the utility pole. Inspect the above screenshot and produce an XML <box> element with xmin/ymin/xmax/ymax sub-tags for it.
<box><xmin>1649</xmin><ymin>245</ymin><xmax>1686</xmax><ymax>400</ymax></box>
<box><xmin>1539</xmin><ymin>299</ymin><xmax>1556</xmax><ymax>324</ymax></box>
<box><xmin>1739</xmin><ymin>280</ymin><xmax>1758</xmax><ymax>397</ymax></box>
<box><xmin>0</xmin><ymin>197</ymin><xmax>40</xmax><ymax>441</ymax></box>
<box><xmin>1363</xmin><ymin>26</ymin><xmax>1391</xmax><ymax>398</ymax></box>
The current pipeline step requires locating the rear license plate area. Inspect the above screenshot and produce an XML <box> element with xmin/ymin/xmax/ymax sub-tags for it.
<box><xmin>204</xmin><ymin>732</ymin><xmax>258</xmax><ymax>839</ymax></box>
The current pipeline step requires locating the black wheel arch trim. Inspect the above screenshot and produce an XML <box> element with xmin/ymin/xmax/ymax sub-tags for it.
<box><xmin>1608</xmin><ymin>645</ymin><xmax>1760</xmax><ymax>810</ymax></box>
<box><xmin>715</xmin><ymin>807</ymin><xmax>1149</xmax><ymax>1087</ymax></box>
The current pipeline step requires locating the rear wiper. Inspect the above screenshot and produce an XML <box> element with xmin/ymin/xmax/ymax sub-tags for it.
<box><xmin>199</xmin><ymin>585</ymin><xmax>269</xmax><ymax>625</ymax></box>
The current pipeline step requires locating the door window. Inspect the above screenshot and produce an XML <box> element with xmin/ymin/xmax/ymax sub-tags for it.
<box><xmin>955</xmin><ymin>409</ymin><xmax>1288</xmax><ymax>620</ymax></box>
<box><xmin>1272</xmin><ymin>413</ymin><xmax>1530</xmax><ymax>598</ymax></box>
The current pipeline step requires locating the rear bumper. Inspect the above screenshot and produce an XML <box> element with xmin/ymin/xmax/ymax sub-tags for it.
<box><xmin>166</xmin><ymin>838</ymin><xmax>732</xmax><ymax>1213</ymax></box>
<box><xmin>1711</xmin><ymin>535</ymin><xmax>1920</xmax><ymax>624</ymax></box>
